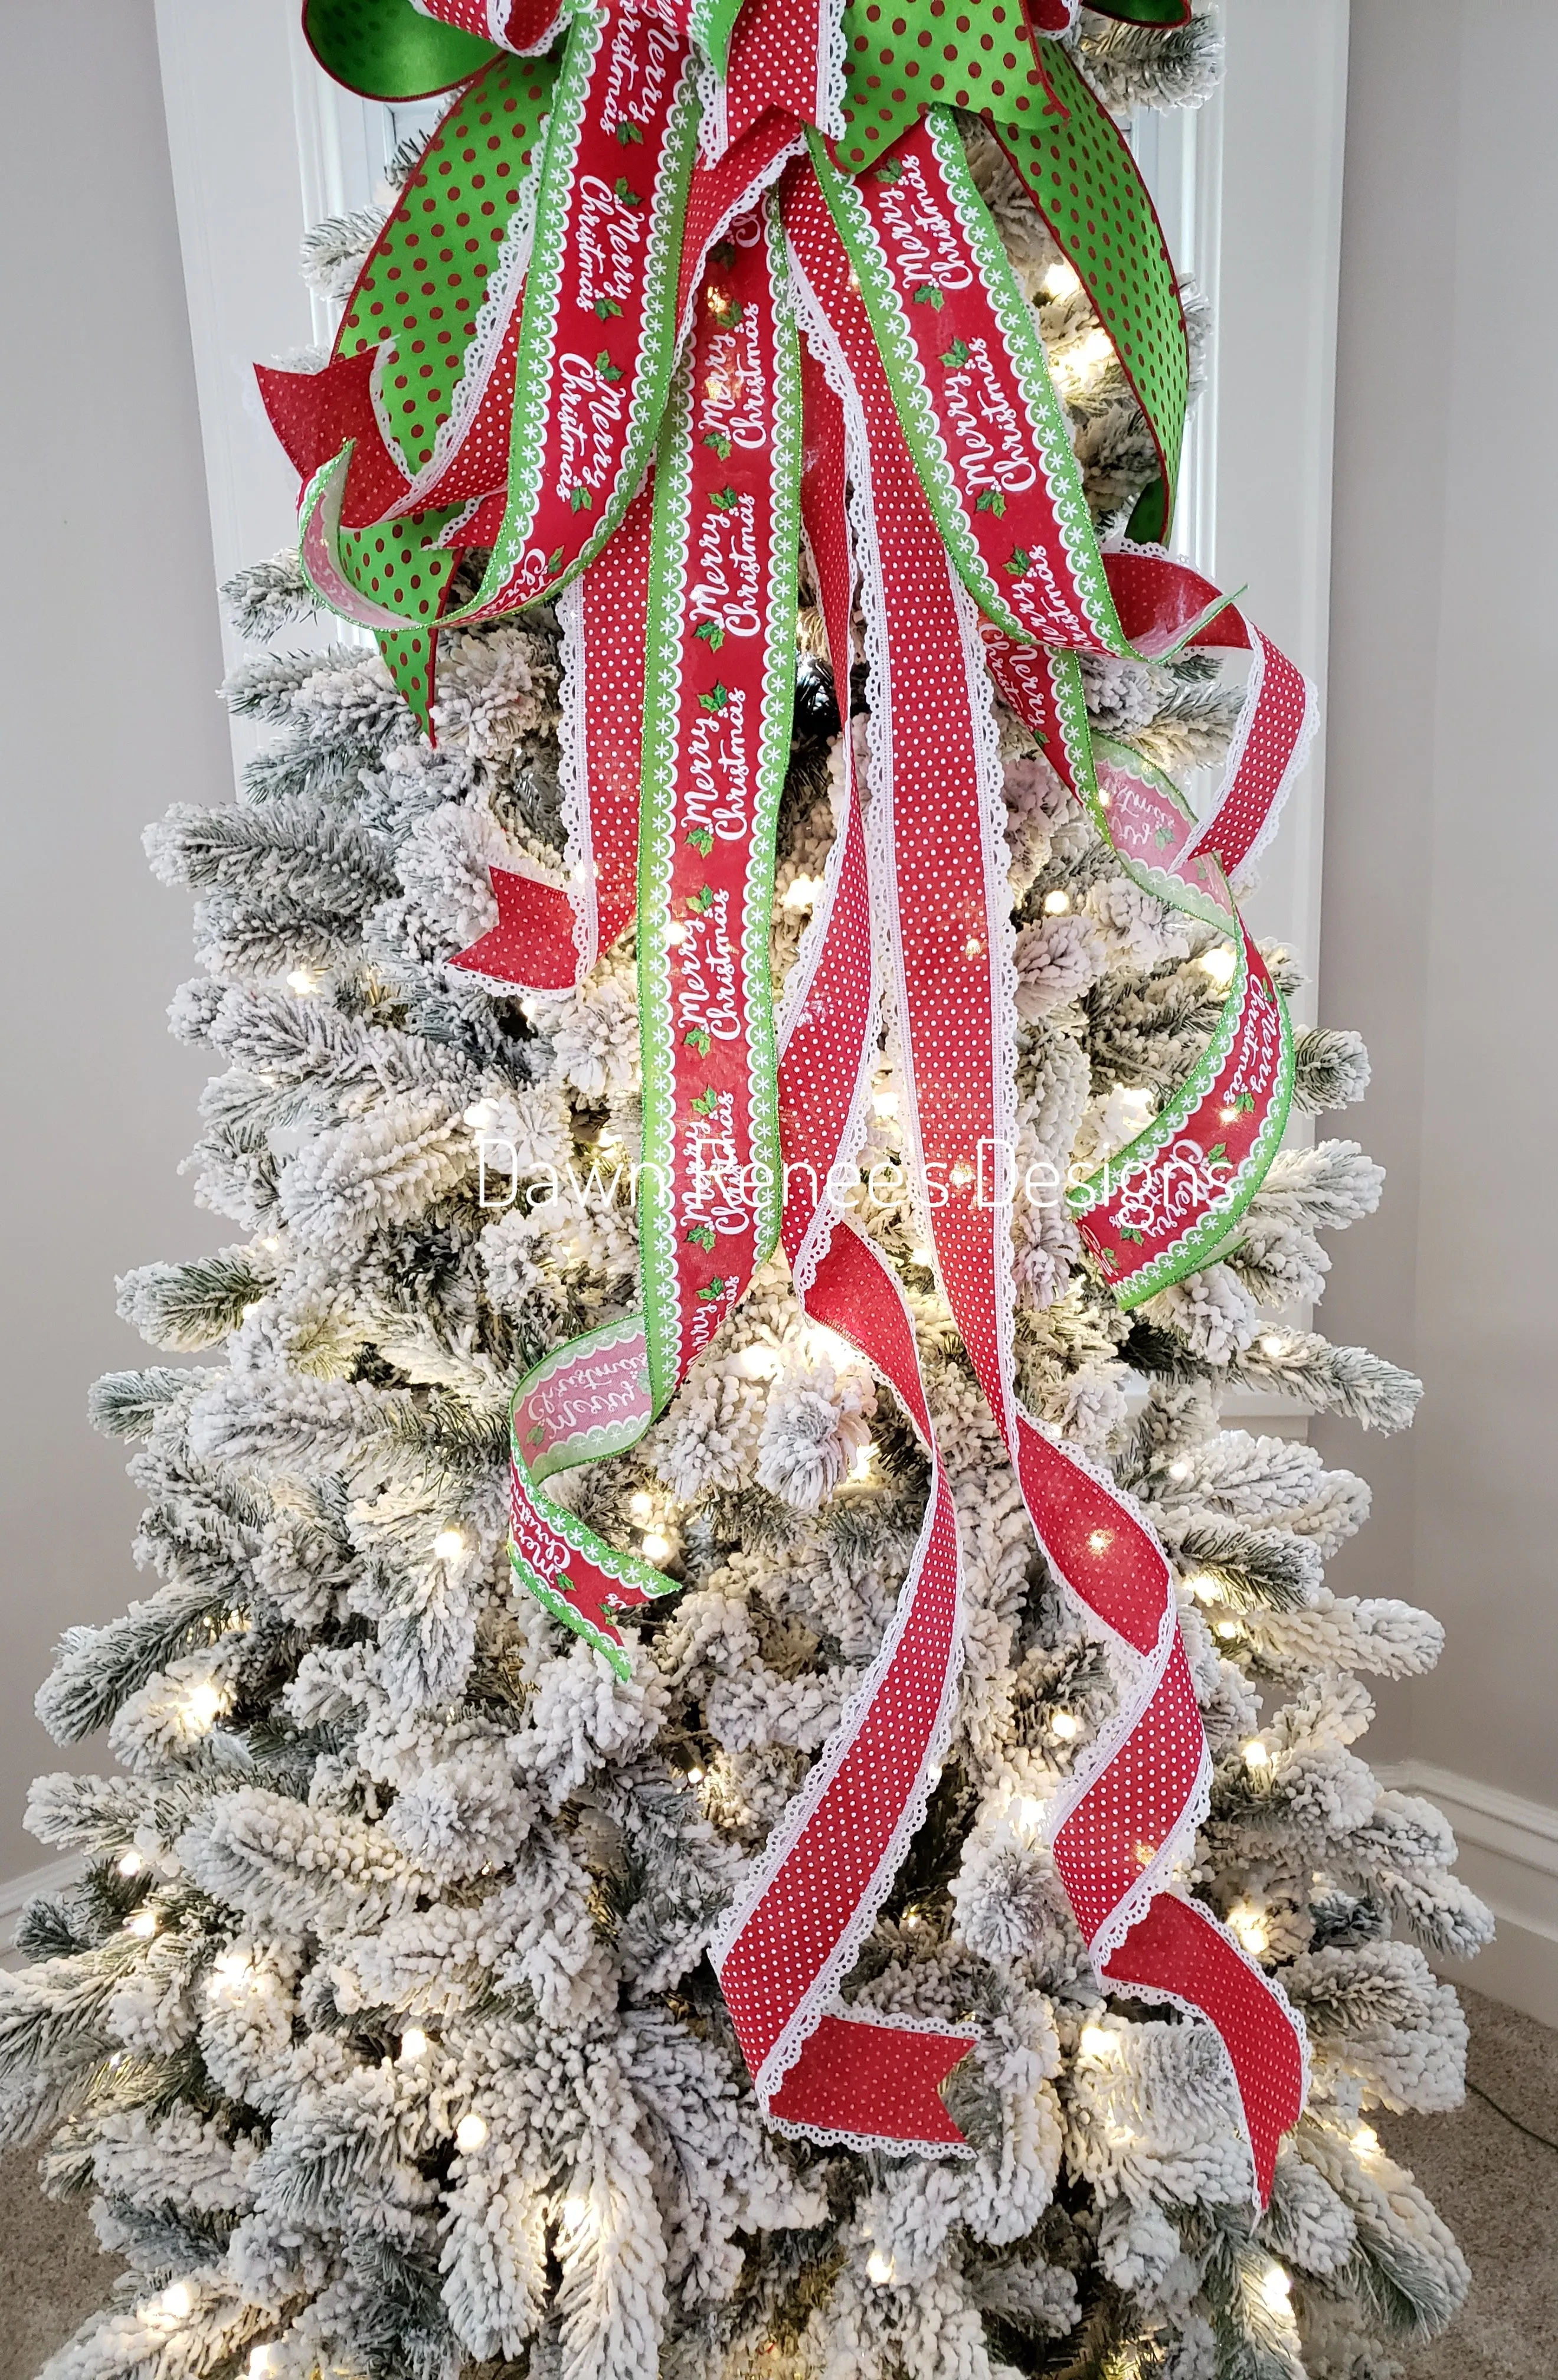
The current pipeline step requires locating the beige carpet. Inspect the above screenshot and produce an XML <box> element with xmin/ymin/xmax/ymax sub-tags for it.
<box><xmin>1384</xmin><ymin>1982</ymin><xmax>1558</xmax><ymax>2378</ymax></box>
<box><xmin>0</xmin><ymin>1985</ymin><xmax>1551</xmax><ymax>2379</ymax></box>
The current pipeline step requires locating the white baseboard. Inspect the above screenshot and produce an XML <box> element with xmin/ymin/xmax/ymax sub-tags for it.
<box><xmin>0</xmin><ymin>1852</ymin><xmax>85</xmax><ymax>1971</ymax></box>
<box><xmin>0</xmin><ymin>1852</ymin><xmax>83</xmax><ymax>1924</ymax></box>
<box><xmin>1379</xmin><ymin>1760</ymin><xmax>1558</xmax><ymax>2031</ymax></box>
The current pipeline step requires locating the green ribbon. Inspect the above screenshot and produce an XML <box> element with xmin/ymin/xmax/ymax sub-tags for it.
<box><xmin>304</xmin><ymin>0</ymin><xmax>504</xmax><ymax>99</ymax></box>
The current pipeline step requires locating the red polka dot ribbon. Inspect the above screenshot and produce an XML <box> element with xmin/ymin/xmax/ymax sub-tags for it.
<box><xmin>269</xmin><ymin>0</ymin><xmax>1312</xmax><ymax>2205</ymax></box>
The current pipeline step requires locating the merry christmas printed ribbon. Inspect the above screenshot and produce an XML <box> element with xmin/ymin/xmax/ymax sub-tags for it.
<box><xmin>273</xmin><ymin>0</ymin><xmax>1315</xmax><ymax>2202</ymax></box>
<box><xmin>503</xmin><ymin>202</ymin><xmax>798</xmax><ymax>1651</ymax></box>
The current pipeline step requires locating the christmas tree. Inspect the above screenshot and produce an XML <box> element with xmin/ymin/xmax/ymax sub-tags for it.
<box><xmin>1</xmin><ymin>12</ymin><xmax>1492</xmax><ymax>2379</ymax></box>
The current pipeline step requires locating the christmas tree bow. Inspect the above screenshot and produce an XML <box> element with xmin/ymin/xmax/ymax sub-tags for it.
<box><xmin>267</xmin><ymin>0</ymin><xmax>1311</xmax><ymax>2203</ymax></box>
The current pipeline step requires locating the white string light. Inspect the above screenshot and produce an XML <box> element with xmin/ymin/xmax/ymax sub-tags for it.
<box><xmin>1198</xmin><ymin>943</ymin><xmax>1237</xmax><ymax>989</ymax></box>
<box><xmin>182</xmin><ymin>1680</ymin><xmax>224</xmax><ymax>1732</ymax></box>
<box><xmin>1229</xmin><ymin>1902</ymin><xmax>1270</xmax><ymax>1957</ymax></box>
<box><xmin>455</xmin><ymin>2113</ymin><xmax>489</xmax><ymax>2152</ymax></box>
<box><xmin>433</xmin><ymin>1527</ymin><xmax>464</xmax><ymax>1560</ymax></box>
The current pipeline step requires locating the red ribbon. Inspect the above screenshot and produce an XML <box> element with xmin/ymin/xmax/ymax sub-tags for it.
<box><xmin>273</xmin><ymin>0</ymin><xmax>1313</xmax><ymax>2203</ymax></box>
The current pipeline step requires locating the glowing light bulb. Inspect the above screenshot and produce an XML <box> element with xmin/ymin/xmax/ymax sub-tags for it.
<box><xmin>260</xmin><ymin>1236</ymin><xmax>280</xmax><ymax>1252</ymax></box>
<box><xmin>1040</xmin><ymin>259</ymin><xmax>1081</xmax><ymax>302</ymax></box>
<box><xmin>1198</xmin><ymin>943</ymin><xmax>1237</xmax><ymax>989</ymax></box>
<box><xmin>401</xmin><ymin>2026</ymin><xmax>430</xmax><ymax>2060</ymax></box>
<box><xmin>1184</xmin><ymin>1573</ymin><xmax>1219</xmax><ymax>1604</ymax></box>
<box><xmin>1088</xmin><ymin>1528</ymin><xmax>1114</xmax><ymax>1555</ymax></box>
<box><xmin>1064</xmin><ymin>328</ymin><xmax>1114</xmax><ymax>380</ymax></box>
<box><xmin>1042</xmin><ymin>888</ymin><xmax>1071</xmax><ymax>916</ymax></box>
<box><xmin>909</xmin><ymin>1245</ymin><xmax>933</xmax><ymax>1267</ymax></box>
<box><xmin>1079</xmin><ymin>2024</ymin><xmax>1119</xmax><ymax>2061</ymax></box>
<box><xmin>1215</xmin><ymin>1618</ymin><xmax>1242</xmax><ymax>1641</ymax></box>
<box><xmin>287</xmin><ymin>968</ymin><xmax>317</xmax><ymax>997</ymax></box>
<box><xmin>849</xmin><ymin>1441</ymin><xmax>874</xmax><ymax>1482</ymax></box>
<box><xmin>455</xmin><ymin>2113</ymin><xmax>489</xmax><ymax>2153</ymax></box>
<box><xmin>1353</xmin><ymin>2123</ymin><xmax>1380</xmax><ymax>2158</ymax></box>
<box><xmin>1013</xmin><ymin>1794</ymin><xmax>1045</xmax><ymax>1837</ymax></box>
<box><xmin>562</xmin><ymin>2193</ymin><xmax>591</xmax><ymax>2227</ymax></box>
<box><xmin>871</xmin><ymin>1090</ymin><xmax>899</xmax><ymax>1119</ymax></box>
<box><xmin>211</xmin><ymin>1948</ymin><xmax>253</xmax><ymax>1990</ymax></box>
<box><xmin>160</xmin><ymin>2282</ymin><xmax>194</xmax><ymax>2321</ymax></box>
<box><xmin>1167</xmin><ymin>1460</ymin><xmax>1191</xmax><ymax>1482</ymax></box>
<box><xmin>1259</xmin><ymin>2263</ymin><xmax>1292</xmax><ymax>2314</ymax></box>
<box><xmin>628</xmin><ymin>1492</ymin><xmax>655</xmax><ymax>1522</ymax></box>
<box><xmin>1050</xmin><ymin>1710</ymin><xmax>1080</xmax><ymax>1742</ymax></box>
<box><xmin>1219</xmin><ymin>1106</ymin><xmax>1240</xmax><ymax>1124</ymax></box>
<box><xmin>183</xmin><ymin>1681</ymin><xmax>224</xmax><ymax>1732</ymax></box>
<box><xmin>641</xmin><ymin>1532</ymin><xmax>672</xmax><ymax>1564</ymax></box>
<box><xmin>1242</xmin><ymin>1738</ymin><xmax>1270</xmax><ymax>1771</ymax></box>
<box><xmin>433</xmin><ymin>1528</ymin><xmax>464</xmax><ymax>1560</ymax></box>
<box><xmin>866</xmin><ymin>2250</ymin><xmax>895</xmax><ymax>2286</ymax></box>
<box><xmin>1229</xmin><ymin>1902</ymin><xmax>1269</xmax><ymax>1956</ymax></box>
<box><xmin>127</xmin><ymin>1908</ymin><xmax>158</xmax><ymax>1940</ymax></box>
<box><xmin>520</xmin><ymin>997</ymin><xmax>541</xmax><ymax>1022</ymax></box>
<box><xmin>686</xmin><ymin>1767</ymin><xmax>705</xmax><ymax>1786</ymax></box>
<box><xmin>665</xmin><ymin>919</ymin><xmax>690</xmax><ymax>947</ymax></box>
<box><xmin>249</xmin><ymin>2350</ymin><xmax>276</xmax><ymax>2378</ymax></box>
<box><xmin>117</xmin><ymin>1849</ymin><xmax>145</xmax><ymax>1879</ymax></box>
<box><xmin>806</xmin><ymin>1325</ymin><xmax>855</xmax><ymax>1369</ymax></box>
<box><xmin>736</xmin><ymin>1343</ymin><xmax>780</xmax><ymax>1379</ymax></box>
<box><xmin>1259</xmin><ymin>1333</ymin><xmax>1285</xmax><ymax>1359</ymax></box>
<box><xmin>783</xmin><ymin>874</ymin><xmax>821</xmax><ymax>911</ymax></box>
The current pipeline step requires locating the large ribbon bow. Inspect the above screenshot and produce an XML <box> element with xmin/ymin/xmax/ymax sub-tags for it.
<box><xmin>267</xmin><ymin>0</ymin><xmax>1310</xmax><ymax>2202</ymax></box>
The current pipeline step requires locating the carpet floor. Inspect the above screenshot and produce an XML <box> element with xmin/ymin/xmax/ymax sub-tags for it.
<box><xmin>0</xmin><ymin>1983</ymin><xmax>1550</xmax><ymax>2378</ymax></box>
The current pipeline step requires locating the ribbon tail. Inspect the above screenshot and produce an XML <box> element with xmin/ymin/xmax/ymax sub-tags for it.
<box><xmin>1101</xmin><ymin>1897</ymin><xmax>1311</xmax><ymax>2212</ymax></box>
<box><xmin>765</xmin><ymin>2012</ymin><xmax>972</xmax><ymax>2149</ymax></box>
<box><xmin>452</xmin><ymin>475</ymin><xmax>656</xmax><ymax>990</ymax></box>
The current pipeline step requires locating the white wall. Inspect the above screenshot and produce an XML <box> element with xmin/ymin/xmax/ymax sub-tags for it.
<box><xmin>1317</xmin><ymin>0</ymin><xmax>1558</xmax><ymax>2019</ymax></box>
<box><xmin>0</xmin><ymin>2</ymin><xmax>234</xmax><ymax>1877</ymax></box>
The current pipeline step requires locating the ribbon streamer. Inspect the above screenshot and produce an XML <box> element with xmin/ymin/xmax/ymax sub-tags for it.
<box><xmin>272</xmin><ymin>0</ymin><xmax>1313</xmax><ymax>2206</ymax></box>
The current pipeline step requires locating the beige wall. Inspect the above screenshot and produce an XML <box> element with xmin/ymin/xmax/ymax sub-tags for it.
<box><xmin>1317</xmin><ymin>0</ymin><xmax>1558</xmax><ymax>1812</ymax></box>
<box><xmin>0</xmin><ymin>1</ymin><xmax>231</xmax><ymax>1875</ymax></box>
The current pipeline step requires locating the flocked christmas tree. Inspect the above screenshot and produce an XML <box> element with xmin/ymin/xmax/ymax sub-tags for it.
<box><xmin>0</xmin><ymin>15</ymin><xmax>1494</xmax><ymax>2380</ymax></box>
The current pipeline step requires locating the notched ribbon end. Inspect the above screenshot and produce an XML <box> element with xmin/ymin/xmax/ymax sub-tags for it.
<box><xmin>764</xmin><ymin>2012</ymin><xmax>975</xmax><ymax>2153</ymax></box>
